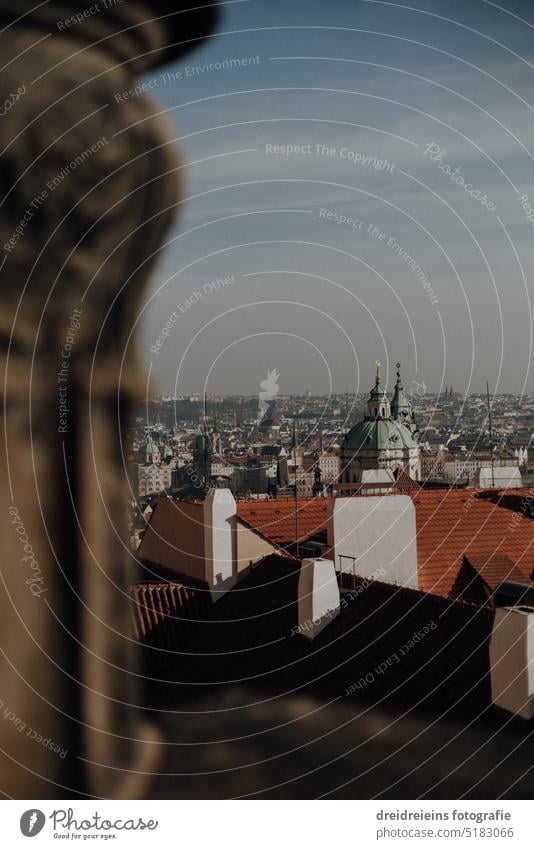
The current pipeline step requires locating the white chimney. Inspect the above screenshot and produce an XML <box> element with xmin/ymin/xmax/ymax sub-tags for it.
<box><xmin>298</xmin><ymin>558</ymin><xmax>340</xmax><ymax>640</ymax></box>
<box><xmin>203</xmin><ymin>488</ymin><xmax>237</xmax><ymax>602</ymax></box>
<box><xmin>327</xmin><ymin>494</ymin><xmax>418</xmax><ymax>589</ymax></box>
<box><xmin>476</xmin><ymin>466</ymin><xmax>522</xmax><ymax>489</ymax></box>
<box><xmin>489</xmin><ymin>607</ymin><xmax>534</xmax><ymax>719</ymax></box>
<box><xmin>359</xmin><ymin>468</ymin><xmax>395</xmax><ymax>494</ymax></box>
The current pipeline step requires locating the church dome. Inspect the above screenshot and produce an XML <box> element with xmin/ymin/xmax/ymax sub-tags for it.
<box><xmin>140</xmin><ymin>436</ymin><xmax>160</xmax><ymax>462</ymax></box>
<box><xmin>340</xmin><ymin>362</ymin><xmax>421</xmax><ymax>484</ymax></box>
<box><xmin>343</xmin><ymin>418</ymin><xmax>418</xmax><ymax>452</ymax></box>
<box><xmin>143</xmin><ymin>437</ymin><xmax>159</xmax><ymax>452</ymax></box>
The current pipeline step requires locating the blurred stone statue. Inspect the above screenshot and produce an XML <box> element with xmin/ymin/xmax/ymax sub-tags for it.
<box><xmin>0</xmin><ymin>1</ymin><xmax>217</xmax><ymax>798</ymax></box>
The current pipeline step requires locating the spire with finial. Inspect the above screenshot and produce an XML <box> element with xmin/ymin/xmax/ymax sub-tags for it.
<box><xmin>312</xmin><ymin>463</ymin><xmax>324</xmax><ymax>497</ymax></box>
<box><xmin>367</xmin><ymin>361</ymin><xmax>390</xmax><ymax>419</ymax></box>
<box><xmin>391</xmin><ymin>361</ymin><xmax>416</xmax><ymax>433</ymax></box>
<box><xmin>202</xmin><ymin>390</ymin><xmax>208</xmax><ymax>433</ymax></box>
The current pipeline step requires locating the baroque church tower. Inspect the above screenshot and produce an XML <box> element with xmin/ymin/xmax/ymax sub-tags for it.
<box><xmin>339</xmin><ymin>363</ymin><xmax>421</xmax><ymax>484</ymax></box>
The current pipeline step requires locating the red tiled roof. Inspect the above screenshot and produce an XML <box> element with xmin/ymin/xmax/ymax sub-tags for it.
<box><xmin>414</xmin><ymin>488</ymin><xmax>534</xmax><ymax>598</ymax></box>
<box><xmin>463</xmin><ymin>552</ymin><xmax>530</xmax><ymax>589</ymax></box>
<box><xmin>130</xmin><ymin>579</ymin><xmax>211</xmax><ymax>647</ymax></box>
<box><xmin>237</xmin><ymin>498</ymin><xmax>330</xmax><ymax>545</ymax></box>
<box><xmin>237</xmin><ymin>488</ymin><xmax>534</xmax><ymax>599</ymax></box>
<box><xmin>394</xmin><ymin>468</ymin><xmax>421</xmax><ymax>494</ymax></box>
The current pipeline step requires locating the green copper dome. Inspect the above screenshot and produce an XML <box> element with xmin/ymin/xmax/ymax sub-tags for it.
<box><xmin>343</xmin><ymin>418</ymin><xmax>418</xmax><ymax>452</ymax></box>
<box><xmin>141</xmin><ymin>436</ymin><xmax>159</xmax><ymax>457</ymax></box>
<box><xmin>342</xmin><ymin>363</ymin><xmax>419</xmax><ymax>455</ymax></box>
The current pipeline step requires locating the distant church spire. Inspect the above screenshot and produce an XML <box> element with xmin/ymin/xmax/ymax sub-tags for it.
<box><xmin>312</xmin><ymin>463</ymin><xmax>324</xmax><ymax>497</ymax></box>
<box><xmin>202</xmin><ymin>390</ymin><xmax>208</xmax><ymax>430</ymax></box>
<box><xmin>367</xmin><ymin>361</ymin><xmax>390</xmax><ymax>419</ymax></box>
<box><xmin>391</xmin><ymin>362</ymin><xmax>417</xmax><ymax>436</ymax></box>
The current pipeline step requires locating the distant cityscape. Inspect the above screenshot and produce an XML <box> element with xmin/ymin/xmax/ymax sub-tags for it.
<box><xmin>128</xmin><ymin>365</ymin><xmax>533</xmax><ymax>548</ymax></box>
<box><xmin>132</xmin><ymin>362</ymin><xmax>534</xmax><ymax>729</ymax></box>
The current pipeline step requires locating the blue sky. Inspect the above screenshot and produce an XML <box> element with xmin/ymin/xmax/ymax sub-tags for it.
<box><xmin>137</xmin><ymin>0</ymin><xmax>534</xmax><ymax>397</ymax></box>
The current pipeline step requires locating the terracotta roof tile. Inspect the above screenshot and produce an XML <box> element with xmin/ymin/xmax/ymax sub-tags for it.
<box><xmin>394</xmin><ymin>468</ymin><xmax>421</xmax><ymax>493</ymax></box>
<box><xmin>415</xmin><ymin>488</ymin><xmax>534</xmax><ymax>598</ymax></box>
<box><xmin>130</xmin><ymin>579</ymin><xmax>211</xmax><ymax>649</ymax></box>
<box><xmin>237</xmin><ymin>498</ymin><xmax>330</xmax><ymax>546</ymax></box>
<box><xmin>464</xmin><ymin>552</ymin><xmax>530</xmax><ymax>589</ymax></box>
<box><xmin>237</xmin><ymin>488</ymin><xmax>534</xmax><ymax>599</ymax></box>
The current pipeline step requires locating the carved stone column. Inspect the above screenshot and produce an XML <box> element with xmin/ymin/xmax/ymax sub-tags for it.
<box><xmin>0</xmin><ymin>3</ymin><xmax>215</xmax><ymax>798</ymax></box>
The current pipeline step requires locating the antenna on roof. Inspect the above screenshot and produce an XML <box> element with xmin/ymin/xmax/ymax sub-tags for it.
<box><xmin>487</xmin><ymin>381</ymin><xmax>495</xmax><ymax>488</ymax></box>
<box><xmin>293</xmin><ymin>418</ymin><xmax>299</xmax><ymax>558</ymax></box>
